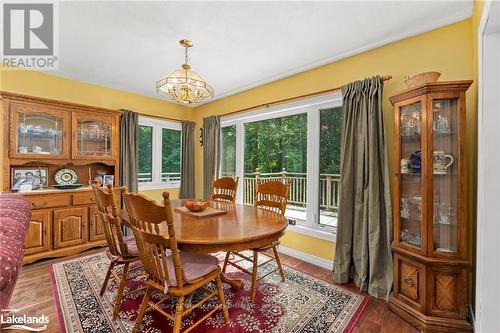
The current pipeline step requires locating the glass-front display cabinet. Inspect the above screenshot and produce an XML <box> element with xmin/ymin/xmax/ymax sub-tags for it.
<box><xmin>389</xmin><ymin>80</ymin><xmax>472</xmax><ymax>333</ymax></box>
<box><xmin>9</xmin><ymin>103</ymin><xmax>70</xmax><ymax>159</ymax></box>
<box><xmin>72</xmin><ymin>113</ymin><xmax>118</xmax><ymax>160</ymax></box>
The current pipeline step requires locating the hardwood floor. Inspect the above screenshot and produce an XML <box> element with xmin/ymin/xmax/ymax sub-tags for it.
<box><xmin>5</xmin><ymin>248</ymin><xmax>418</xmax><ymax>333</ymax></box>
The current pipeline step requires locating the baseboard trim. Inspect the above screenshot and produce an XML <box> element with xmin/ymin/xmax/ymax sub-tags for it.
<box><xmin>277</xmin><ymin>245</ymin><xmax>333</xmax><ymax>270</ymax></box>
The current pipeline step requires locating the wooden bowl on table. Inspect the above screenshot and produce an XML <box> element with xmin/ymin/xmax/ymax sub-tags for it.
<box><xmin>185</xmin><ymin>200</ymin><xmax>209</xmax><ymax>212</ymax></box>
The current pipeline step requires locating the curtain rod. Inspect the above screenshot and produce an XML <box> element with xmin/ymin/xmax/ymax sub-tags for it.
<box><xmin>135</xmin><ymin>112</ymin><xmax>183</xmax><ymax>123</ymax></box>
<box><xmin>223</xmin><ymin>75</ymin><xmax>392</xmax><ymax>117</ymax></box>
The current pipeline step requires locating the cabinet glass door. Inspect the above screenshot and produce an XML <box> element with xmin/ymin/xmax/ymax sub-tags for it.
<box><xmin>17</xmin><ymin>112</ymin><xmax>63</xmax><ymax>156</ymax></box>
<box><xmin>74</xmin><ymin>116</ymin><xmax>114</xmax><ymax>158</ymax></box>
<box><xmin>431</xmin><ymin>98</ymin><xmax>460</xmax><ymax>255</ymax></box>
<box><xmin>399</xmin><ymin>101</ymin><xmax>423</xmax><ymax>249</ymax></box>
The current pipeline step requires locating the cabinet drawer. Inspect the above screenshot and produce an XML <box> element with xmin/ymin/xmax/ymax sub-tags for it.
<box><xmin>73</xmin><ymin>192</ymin><xmax>96</xmax><ymax>205</ymax></box>
<box><xmin>394</xmin><ymin>254</ymin><xmax>425</xmax><ymax>312</ymax></box>
<box><xmin>73</xmin><ymin>189</ymin><xmax>120</xmax><ymax>206</ymax></box>
<box><xmin>28</xmin><ymin>194</ymin><xmax>70</xmax><ymax>209</ymax></box>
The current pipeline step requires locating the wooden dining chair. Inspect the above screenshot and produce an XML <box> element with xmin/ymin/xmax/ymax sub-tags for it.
<box><xmin>210</xmin><ymin>176</ymin><xmax>239</xmax><ymax>203</ymax></box>
<box><xmin>91</xmin><ymin>183</ymin><xmax>143</xmax><ymax>320</ymax></box>
<box><xmin>222</xmin><ymin>179</ymin><xmax>291</xmax><ymax>301</ymax></box>
<box><xmin>122</xmin><ymin>191</ymin><xmax>229</xmax><ymax>333</ymax></box>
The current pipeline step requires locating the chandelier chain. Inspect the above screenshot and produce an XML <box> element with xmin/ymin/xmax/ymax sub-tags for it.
<box><xmin>185</xmin><ymin>46</ymin><xmax>188</xmax><ymax>65</ymax></box>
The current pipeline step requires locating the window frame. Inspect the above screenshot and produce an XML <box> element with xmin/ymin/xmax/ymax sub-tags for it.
<box><xmin>138</xmin><ymin>116</ymin><xmax>182</xmax><ymax>191</ymax></box>
<box><xmin>220</xmin><ymin>92</ymin><xmax>342</xmax><ymax>241</ymax></box>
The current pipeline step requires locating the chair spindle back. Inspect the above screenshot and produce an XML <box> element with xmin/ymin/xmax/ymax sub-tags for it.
<box><xmin>210</xmin><ymin>176</ymin><xmax>239</xmax><ymax>203</ymax></box>
<box><xmin>122</xmin><ymin>191</ymin><xmax>185</xmax><ymax>288</ymax></box>
<box><xmin>92</xmin><ymin>183</ymin><xmax>129</xmax><ymax>258</ymax></box>
<box><xmin>254</xmin><ymin>180</ymin><xmax>291</xmax><ymax>216</ymax></box>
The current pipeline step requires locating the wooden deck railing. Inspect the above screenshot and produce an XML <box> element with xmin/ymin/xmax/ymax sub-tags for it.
<box><xmin>138</xmin><ymin>172</ymin><xmax>181</xmax><ymax>183</ymax></box>
<box><xmin>242</xmin><ymin>168</ymin><xmax>341</xmax><ymax>212</ymax></box>
<box><xmin>138</xmin><ymin>170</ymin><xmax>341</xmax><ymax>213</ymax></box>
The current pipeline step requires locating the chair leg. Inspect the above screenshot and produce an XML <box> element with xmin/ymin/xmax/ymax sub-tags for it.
<box><xmin>215</xmin><ymin>275</ymin><xmax>229</xmax><ymax>323</ymax></box>
<box><xmin>112</xmin><ymin>262</ymin><xmax>129</xmax><ymax>320</ymax></box>
<box><xmin>250</xmin><ymin>251</ymin><xmax>258</xmax><ymax>302</ymax></box>
<box><xmin>132</xmin><ymin>286</ymin><xmax>150</xmax><ymax>333</ymax></box>
<box><xmin>100</xmin><ymin>261</ymin><xmax>115</xmax><ymax>296</ymax></box>
<box><xmin>222</xmin><ymin>252</ymin><xmax>231</xmax><ymax>273</ymax></box>
<box><xmin>273</xmin><ymin>246</ymin><xmax>286</xmax><ymax>282</ymax></box>
<box><xmin>173</xmin><ymin>296</ymin><xmax>185</xmax><ymax>333</ymax></box>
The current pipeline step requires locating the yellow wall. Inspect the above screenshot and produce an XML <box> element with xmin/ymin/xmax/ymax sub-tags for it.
<box><xmin>0</xmin><ymin>68</ymin><xmax>192</xmax><ymax>199</ymax></box>
<box><xmin>193</xmin><ymin>19</ymin><xmax>475</xmax><ymax>261</ymax></box>
<box><xmin>140</xmin><ymin>188</ymin><xmax>180</xmax><ymax>202</ymax></box>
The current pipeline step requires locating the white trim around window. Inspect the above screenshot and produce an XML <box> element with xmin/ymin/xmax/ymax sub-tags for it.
<box><xmin>138</xmin><ymin>116</ymin><xmax>182</xmax><ymax>191</ymax></box>
<box><xmin>220</xmin><ymin>91</ymin><xmax>342</xmax><ymax>242</ymax></box>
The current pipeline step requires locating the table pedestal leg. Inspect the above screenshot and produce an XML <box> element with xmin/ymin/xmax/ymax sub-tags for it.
<box><xmin>220</xmin><ymin>271</ymin><xmax>244</xmax><ymax>289</ymax></box>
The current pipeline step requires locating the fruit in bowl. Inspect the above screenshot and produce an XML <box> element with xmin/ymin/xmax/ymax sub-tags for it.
<box><xmin>185</xmin><ymin>200</ymin><xmax>209</xmax><ymax>212</ymax></box>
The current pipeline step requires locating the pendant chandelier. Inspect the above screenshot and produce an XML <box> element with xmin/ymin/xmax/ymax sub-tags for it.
<box><xmin>156</xmin><ymin>39</ymin><xmax>214</xmax><ymax>104</ymax></box>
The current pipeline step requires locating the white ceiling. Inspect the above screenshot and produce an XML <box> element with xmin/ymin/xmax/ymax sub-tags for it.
<box><xmin>56</xmin><ymin>1</ymin><xmax>473</xmax><ymax>106</ymax></box>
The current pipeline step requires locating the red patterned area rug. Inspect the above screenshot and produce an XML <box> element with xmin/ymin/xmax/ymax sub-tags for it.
<box><xmin>50</xmin><ymin>252</ymin><xmax>368</xmax><ymax>333</ymax></box>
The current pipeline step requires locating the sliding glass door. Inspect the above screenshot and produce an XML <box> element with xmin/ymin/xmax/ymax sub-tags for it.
<box><xmin>319</xmin><ymin>107</ymin><xmax>342</xmax><ymax>228</ymax></box>
<box><xmin>219</xmin><ymin>93</ymin><xmax>342</xmax><ymax>233</ymax></box>
<box><xmin>243</xmin><ymin>113</ymin><xmax>308</xmax><ymax>221</ymax></box>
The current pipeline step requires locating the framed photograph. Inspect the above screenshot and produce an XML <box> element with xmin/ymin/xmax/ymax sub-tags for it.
<box><xmin>94</xmin><ymin>174</ymin><xmax>104</xmax><ymax>186</ymax></box>
<box><xmin>103</xmin><ymin>175</ymin><xmax>114</xmax><ymax>186</ymax></box>
<box><xmin>11</xmin><ymin>167</ymin><xmax>49</xmax><ymax>189</ymax></box>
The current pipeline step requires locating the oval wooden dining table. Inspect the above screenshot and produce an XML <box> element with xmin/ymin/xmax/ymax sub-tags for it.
<box><xmin>122</xmin><ymin>199</ymin><xmax>288</xmax><ymax>290</ymax></box>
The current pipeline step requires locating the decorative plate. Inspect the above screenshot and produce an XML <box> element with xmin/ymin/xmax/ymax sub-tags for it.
<box><xmin>55</xmin><ymin>168</ymin><xmax>78</xmax><ymax>185</ymax></box>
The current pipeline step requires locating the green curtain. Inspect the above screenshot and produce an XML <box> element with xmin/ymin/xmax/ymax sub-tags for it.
<box><xmin>119</xmin><ymin>110</ymin><xmax>138</xmax><ymax>236</ymax></box>
<box><xmin>119</xmin><ymin>110</ymin><xmax>138</xmax><ymax>193</ymax></box>
<box><xmin>180</xmin><ymin>121</ymin><xmax>196</xmax><ymax>199</ymax></box>
<box><xmin>202</xmin><ymin>116</ymin><xmax>220</xmax><ymax>199</ymax></box>
<box><xmin>332</xmin><ymin>76</ymin><xmax>393</xmax><ymax>299</ymax></box>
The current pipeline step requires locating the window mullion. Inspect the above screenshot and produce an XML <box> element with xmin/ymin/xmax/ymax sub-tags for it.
<box><xmin>152</xmin><ymin>125</ymin><xmax>162</xmax><ymax>184</ymax></box>
<box><xmin>306</xmin><ymin>107</ymin><xmax>320</xmax><ymax>228</ymax></box>
<box><xmin>235</xmin><ymin>121</ymin><xmax>245</xmax><ymax>204</ymax></box>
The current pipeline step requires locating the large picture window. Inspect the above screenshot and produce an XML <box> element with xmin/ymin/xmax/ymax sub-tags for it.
<box><xmin>220</xmin><ymin>92</ymin><xmax>342</xmax><ymax>240</ymax></box>
<box><xmin>138</xmin><ymin>117</ymin><xmax>181</xmax><ymax>189</ymax></box>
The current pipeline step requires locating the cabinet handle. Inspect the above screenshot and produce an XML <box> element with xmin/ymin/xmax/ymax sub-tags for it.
<box><xmin>90</xmin><ymin>197</ymin><xmax>95</xmax><ymax>202</ymax></box>
<box><xmin>404</xmin><ymin>276</ymin><xmax>414</xmax><ymax>287</ymax></box>
<box><xmin>43</xmin><ymin>226</ymin><xmax>47</xmax><ymax>236</ymax></box>
<box><xmin>32</xmin><ymin>201</ymin><xmax>48</xmax><ymax>208</ymax></box>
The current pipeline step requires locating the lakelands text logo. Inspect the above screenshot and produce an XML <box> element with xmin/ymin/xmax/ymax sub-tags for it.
<box><xmin>0</xmin><ymin>309</ymin><xmax>49</xmax><ymax>331</ymax></box>
<box><xmin>1</xmin><ymin>2</ymin><xmax>59</xmax><ymax>70</ymax></box>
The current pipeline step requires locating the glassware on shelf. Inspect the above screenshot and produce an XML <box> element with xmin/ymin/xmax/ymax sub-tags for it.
<box><xmin>433</xmin><ymin>114</ymin><xmax>451</xmax><ymax>135</ymax></box>
<box><xmin>432</xmin><ymin>98</ymin><xmax>460</xmax><ymax>254</ymax></box>
<box><xmin>17</xmin><ymin>113</ymin><xmax>63</xmax><ymax>155</ymax></box>
<box><xmin>401</xmin><ymin>198</ymin><xmax>410</xmax><ymax>219</ymax></box>
<box><xmin>433</xmin><ymin>202</ymin><xmax>455</xmax><ymax>225</ymax></box>
<box><xmin>399</xmin><ymin>101</ymin><xmax>423</xmax><ymax>250</ymax></box>
<box><xmin>400</xmin><ymin>112</ymin><xmax>421</xmax><ymax>136</ymax></box>
<box><xmin>77</xmin><ymin>120</ymin><xmax>112</xmax><ymax>157</ymax></box>
<box><xmin>407</xmin><ymin>233</ymin><xmax>421</xmax><ymax>247</ymax></box>
<box><xmin>401</xmin><ymin>229</ymin><xmax>421</xmax><ymax>247</ymax></box>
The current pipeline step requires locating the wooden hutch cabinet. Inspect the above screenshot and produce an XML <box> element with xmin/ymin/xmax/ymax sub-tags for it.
<box><xmin>388</xmin><ymin>81</ymin><xmax>473</xmax><ymax>333</ymax></box>
<box><xmin>1</xmin><ymin>92</ymin><xmax>120</xmax><ymax>264</ymax></box>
